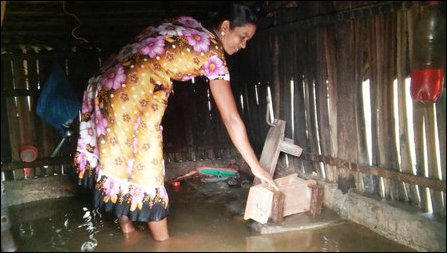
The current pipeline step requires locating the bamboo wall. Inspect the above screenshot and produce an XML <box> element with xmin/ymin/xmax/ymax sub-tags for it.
<box><xmin>1</xmin><ymin>1</ymin><xmax>445</xmax><ymax>217</ymax></box>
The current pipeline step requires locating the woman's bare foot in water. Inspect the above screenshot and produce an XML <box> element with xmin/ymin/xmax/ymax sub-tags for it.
<box><xmin>118</xmin><ymin>216</ymin><xmax>136</xmax><ymax>234</ymax></box>
<box><xmin>148</xmin><ymin>217</ymin><xmax>169</xmax><ymax>241</ymax></box>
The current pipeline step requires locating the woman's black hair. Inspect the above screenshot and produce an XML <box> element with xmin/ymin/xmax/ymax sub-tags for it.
<box><xmin>206</xmin><ymin>2</ymin><xmax>258</xmax><ymax>30</ymax></box>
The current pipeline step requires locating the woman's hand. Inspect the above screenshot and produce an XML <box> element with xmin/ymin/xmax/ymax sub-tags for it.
<box><xmin>251</xmin><ymin>167</ymin><xmax>279</xmax><ymax>191</ymax></box>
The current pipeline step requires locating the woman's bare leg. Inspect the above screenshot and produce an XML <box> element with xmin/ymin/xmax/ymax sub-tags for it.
<box><xmin>118</xmin><ymin>215</ymin><xmax>136</xmax><ymax>234</ymax></box>
<box><xmin>148</xmin><ymin>217</ymin><xmax>169</xmax><ymax>241</ymax></box>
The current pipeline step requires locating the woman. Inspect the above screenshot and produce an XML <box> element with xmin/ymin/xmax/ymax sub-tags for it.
<box><xmin>74</xmin><ymin>3</ymin><xmax>278</xmax><ymax>241</ymax></box>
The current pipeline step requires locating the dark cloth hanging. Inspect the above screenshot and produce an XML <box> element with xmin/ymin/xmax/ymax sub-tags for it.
<box><xmin>36</xmin><ymin>59</ymin><xmax>81</xmax><ymax>136</ymax></box>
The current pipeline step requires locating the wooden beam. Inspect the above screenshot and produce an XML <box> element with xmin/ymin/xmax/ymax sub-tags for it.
<box><xmin>279</xmin><ymin>137</ymin><xmax>303</xmax><ymax>157</ymax></box>
<box><xmin>300</xmin><ymin>152</ymin><xmax>446</xmax><ymax>192</ymax></box>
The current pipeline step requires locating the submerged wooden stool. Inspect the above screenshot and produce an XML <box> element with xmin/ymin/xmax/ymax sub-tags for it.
<box><xmin>244</xmin><ymin>173</ymin><xmax>317</xmax><ymax>224</ymax></box>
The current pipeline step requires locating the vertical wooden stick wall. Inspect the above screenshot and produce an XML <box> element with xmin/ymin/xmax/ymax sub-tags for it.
<box><xmin>231</xmin><ymin>2</ymin><xmax>445</xmax><ymax>216</ymax></box>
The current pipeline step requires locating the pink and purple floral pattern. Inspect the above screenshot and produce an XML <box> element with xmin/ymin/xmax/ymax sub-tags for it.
<box><xmin>184</xmin><ymin>29</ymin><xmax>210</xmax><ymax>53</ymax></box>
<box><xmin>101</xmin><ymin>65</ymin><xmax>126</xmax><ymax>90</ymax></box>
<box><xmin>139</xmin><ymin>36</ymin><xmax>166</xmax><ymax>58</ymax></box>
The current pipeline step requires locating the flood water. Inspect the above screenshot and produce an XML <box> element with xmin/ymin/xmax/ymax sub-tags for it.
<box><xmin>8</xmin><ymin>177</ymin><xmax>415</xmax><ymax>252</ymax></box>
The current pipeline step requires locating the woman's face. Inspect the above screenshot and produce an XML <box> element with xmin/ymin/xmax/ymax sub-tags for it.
<box><xmin>219</xmin><ymin>21</ymin><xmax>256</xmax><ymax>55</ymax></box>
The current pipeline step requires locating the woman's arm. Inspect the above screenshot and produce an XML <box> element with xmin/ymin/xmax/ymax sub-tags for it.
<box><xmin>209</xmin><ymin>79</ymin><xmax>279</xmax><ymax>191</ymax></box>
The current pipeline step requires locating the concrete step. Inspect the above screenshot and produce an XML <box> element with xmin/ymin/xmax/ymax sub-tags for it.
<box><xmin>248</xmin><ymin>207</ymin><xmax>345</xmax><ymax>234</ymax></box>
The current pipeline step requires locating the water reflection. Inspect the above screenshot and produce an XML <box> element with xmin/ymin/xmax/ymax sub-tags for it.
<box><xmin>78</xmin><ymin>207</ymin><xmax>100</xmax><ymax>251</ymax></box>
<box><xmin>18</xmin><ymin>223</ymin><xmax>34</xmax><ymax>238</ymax></box>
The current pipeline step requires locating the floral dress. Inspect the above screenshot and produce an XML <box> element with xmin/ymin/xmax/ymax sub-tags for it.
<box><xmin>74</xmin><ymin>16</ymin><xmax>230</xmax><ymax>222</ymax></box>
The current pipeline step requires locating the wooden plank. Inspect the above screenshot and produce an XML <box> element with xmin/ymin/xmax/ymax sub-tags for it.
<box><xmin>374</xmin><ymin>17</ymin><xmax>386</xmax><ymax>197</ymax></box>
<box><xmin>300</xmin><ymin>152</ymin><xmax>446</xmax><ymax>192</ymax></box>
<box><xmin>315</xmin><ymin>25</ymin><xmax>330</xmax><ymax>181</ymax></box>
<box><xmin>353</xmin><ymin>18</ymin><xmax>368</xmax><ymax>193</ymax></box>
<box><xmin>323</xmin><ymin>26</ymin><xmax>338</xmax><ymax>183</ymax></box>
<box><xmin>288</xmin><ymin>31</ymin><xmax>298</xmax><ymax>174</ymax></box>
<box><xmin>425</xmin><ymin>105</ymin><xmax>444</xmax><ymax>215</ymax></box>
<box><xmin>412</xmin><ymin>102</ymin><xmax>427</xmax><ymax>210</ymax></box>
<box><xmin>335</xmin><ymin>20</ymin><xmax>357</xmax><ymax>194</ymax></box>
<box><xmin>294</xmin><ymin>29</ymin><xmax>314</xmax><ymax>176</ymax></box>
<box><xmin>305</xmin><ymin>28</ymin><xmax>322</xmax><ymax>176</ymax></box>
<box><xmin>367</xmin><ymin>16</ymin><xmax>380</xmax><ymax>195</ymax></box>
<box><xmin>380</xmin><ymin>13</ymin><xmax>400</xmax><ymax>201</ymax></box>
<box><xmin>279</xmin><ymin>138</ymin><xmax>303</xmax><ymax>157</ymax></box>
<box><xmin>301</xmin><ymin>58</ymin><xmax>314</xmax><ymax>176</ymax></box>
<box><xmin>272</xmin><ymin>34</ymin><xmax>281</xmax><ymax>120</ymax></box>
<box><xmin>396</xmin><ymin>9</ymin><xmax>419</xmax><ymax>205</ymax></box>
<box><xmin>254</xmin><ymin>119</ymin><xmax>286</xmax><ymax>185</ymax></box>
<box><xmin>401</xmin><ymin>4</ymin><xmax>422</xmax><ymax>202</ymax></box>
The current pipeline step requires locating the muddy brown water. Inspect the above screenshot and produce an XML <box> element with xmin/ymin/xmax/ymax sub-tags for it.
<box><xmin>8</xmin><ymin>177</ymin><xmax>415</xmax><ymax>252</ymax></box>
